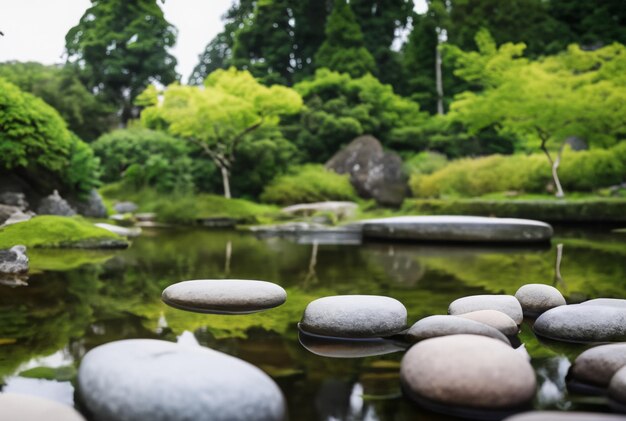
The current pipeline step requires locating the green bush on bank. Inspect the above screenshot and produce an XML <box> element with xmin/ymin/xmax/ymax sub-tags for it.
<box><xmin>410</xmin><ymin>144</ymin><xmax>626</xmax><ymax>198</ymax></box>
<box><xmin>260</xmin><ymin>164</ymin><xmax>358</xmax><ymax>205</ymax></box>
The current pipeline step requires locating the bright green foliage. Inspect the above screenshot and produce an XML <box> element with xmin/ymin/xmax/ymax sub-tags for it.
<box><xmin>260</xmin><ymin>164</ymin><xmax>357</xmax><ymax>205</ymax></box>
<box><xmin>92</xmin><ymin>128</ymin><xmax>194</xmax><ymax>193</ymax></box>
<box><xmin>0</xmin><ymin>62</ymin><xmax>114</xmax><ymax>141</ymax></box>
<box><xmin>65</xmin><ymin>0</ymin><xmax>178</xmax><ymax>122</ymax></box>
<box><xmin>448</xmin><ymin>37</ymin><xmax>626</xmax><ymax>152</ymax></box>
<box><xmin>0</xmin><ymin>216</ymin><xmax>125</xmax><ymax>249</ymax></box>
<box><xmin>0</xmin><ymin>78</ymin><xmax>99</xmax><ymax>195</ymax></box>
<box><xmin>403</xmin><ymin>151</ymin><xmax>448</xmax><ymax>176</ymax></box>
<box><xmin>410</xmin><ymin>144</ymin><xmax>626</xmax><ymax>198</ymax></box>
<box><xmin>141</xmin><ymin>68</ymin><xmax>302</xmax><ymax>198</ymax></box>
<box><xmin>285</xmin><ymin>69</ymin><xmax>426</xmax><ymax>161</ymax></box>
<box><xmin>315</xmin><ymin>0</ymin><xmax>376</xmax><ymax>78</ymax></box>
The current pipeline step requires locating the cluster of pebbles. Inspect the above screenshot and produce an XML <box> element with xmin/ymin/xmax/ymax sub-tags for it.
<box><xmin>3</xmin><ymin>275</ymin><xmax>625</xmax><ymax>420</ymax></box>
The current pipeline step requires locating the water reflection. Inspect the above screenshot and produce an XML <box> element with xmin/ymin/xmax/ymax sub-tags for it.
<box><xmin>0</xmin><ymin>226</ymin><xmax>624</xmax><ymax>419</ymax></box>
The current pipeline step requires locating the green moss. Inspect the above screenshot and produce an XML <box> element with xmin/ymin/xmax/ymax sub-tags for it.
<box><xmin>28</xmin><ymin>249</ymin><xmax>117</xmax><ymax>272</ymax></box>
<box><xmin>0</xmin><ymin>216</ymin><xmax>127</xmax><ymax>249</ymax></box>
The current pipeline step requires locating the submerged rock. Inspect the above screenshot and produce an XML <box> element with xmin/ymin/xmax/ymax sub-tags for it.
<box><xmin>400</xmin><ymin>335</ymin><xmax>536</xmax><ymax>416</ymax></box>
<box><xmin>162</xmin><ymin>279</ymin><xmax>287</xmax><ymax>314</ymax></box>
<box><xmin>78</xmin><ymin>339</ymin><xmax>286</xmax><ymax>421</ymax></box>
<box><xmin>457</xmin><ymin>310</ymin><xmax>519</xmax><ymax>336</ymax></box>
<box><xmin>298</xmin><ymin>329</ymin><xmax>406</xmax><ymax>358</ymax></box>
<box><xmin>569</xmin><ymin>343</ymin><xmax>626</xmax><ymax>390</ymax></box>
<box><xmin>94</xmin><ymin>223</ymin><xmax>142</xmax><ymax>238</ymax></box>
<box><xmin>515</xmin><ymin>284</ymin><xmax>566</xmax><ymax>317</ymax></box>
<box><xmin>361</xmin><ymin>215</ymin><xmax>553</xmax><ymax>243</ymax></box>
<box><xmin>0</xmin><ymin>245</ymin><xmax>28</xmax><ymax>274</ymax></box>
<box><xmin>504</xmin><ymin>411</ymin><xmax>626</xmax><ymax>420</ymax></box>
<box><xmin>0</xmin><ymin>393</ymin><xmax>85</xmax><ymax>421</ymax></box>
<box><xmin>534</xmin><ymin>304</ymin><xmax>626</xmax><ymax>343</ymax></box>
<box><xmin>406</xmin><ymin>315</ymin><xmax>511</xmax><ymax>344</ymax></box>
<box><xmin>300</xmin><ymin>295</ymin><xmax>407</xmax><ymax>338</ymax></box>
<box><xmin>449</xmin><ymin>295</ymin><xmax>524</xmax><ymax>325</ymax></box>
<box><xmin>609</xmin><ymin>366</ymin><xmax>626</xmax><ymax>413</ymax></box>
<box><xmin>36</xmin><ymin>190</ymin><xmax>76</xmax><ymax>216</ymax></box>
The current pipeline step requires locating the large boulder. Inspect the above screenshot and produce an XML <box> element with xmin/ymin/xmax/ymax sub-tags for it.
<box><xmin>36</xmin><ymin>190</ymin><xmax>76</xmax><ymax>216</ymax></box>
<box><xmin>325</xmin><ymin>135</ymin><xmax>407</xmax><ymax>206</ymax></box>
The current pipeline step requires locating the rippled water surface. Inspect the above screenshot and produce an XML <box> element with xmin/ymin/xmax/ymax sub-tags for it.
<box><xmin>1</xmin><ymin>225</ymin><xmax>625</xmax><ymax>420</ymax></box>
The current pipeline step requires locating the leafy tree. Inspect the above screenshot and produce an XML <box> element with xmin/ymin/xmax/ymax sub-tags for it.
<box><xmin>283</xmin><ymin>69</ymin><xmax>426</xmax><ymax>162</ymax></box>
<box><xmin>315</xmin><ymin>0</ymin><xmax>376</xmax><ymax>77</ymax></box>
<box><xmin>0</xmin><ymin>61</ymin><xmax>114</xmax><ymax>141</ymax></box>
<box><xmin>447</xmin><ymin>32</ymin><xmax>626</xmax><ymax>197</ymax></box>
<box><xmin>65</xmin><ymin>0</ymin><xmax>178</xmax><ymax>123</ymax></box>
<box><xmin>140</xmin><ymin>68</ymin><xmax>302</xmax><ymax>198</ymax></box>
<box><xmin>0</xmin><ymin>78</ymin><xmax>99</xmax><ymax>195</ymax></box>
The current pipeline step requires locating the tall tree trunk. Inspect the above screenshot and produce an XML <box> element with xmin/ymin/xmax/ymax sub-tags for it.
<box><xmin>435</xmin><ymin>45</ymin><xmax>444</xmax><ymax>115</ymax></box>
<box><xmin>220</xmin><ymin>166</ymin><xmax>231</xmax><ymax>199</ymax></box>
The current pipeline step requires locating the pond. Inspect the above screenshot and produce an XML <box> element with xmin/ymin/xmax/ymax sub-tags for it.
<box><xmin>1</xmin><ymin>225</ymin><xmax>625</xmax><ymax>420</ymax></box>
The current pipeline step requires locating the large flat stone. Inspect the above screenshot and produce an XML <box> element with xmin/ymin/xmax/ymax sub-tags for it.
<box><xmin>534</xmin><ymin>304</ymin><xmax>626</xmax><ymax>343</ymax></box>
<box><xmin>0</xmin><ymin>393</ymin><xmax>85</xmax><ymax>421</ymax></box>
<box><xmin>162</xmin><ymin>280</ymin><xmax>287</xmax><ymax>314</ymax></box>
<box><xmin>449</xmin><ymin>295</ymin><xmax>524</xmax><ymax>324</ymax></box>
<box><xmin>361</xmin><ymin>216</ymin><xmax>553</xmax><ymax>243</ymax></box>
<box><xmin>78</xmin><ymin>339</ymin><xmax>286</xmax><ymax>421</ymax></box>
<box><xmin>457</xmin><ymin>310</ymin><xmax>519</xmax><ymax>336</ymax></box>
<box><xmin>515</xmin><ymin>284</ymin><xmax>566</xmax><ymax>317</ymax></box>
<box><xmin>569</xmin><ymin>343</ymin><xmax>626</xmax><ymax>388</ymax></box>
<box><xmin>300</xmin><ymin>295</ymin><xmax>407</xmax><ymax>338</ymax></box>
<box><xmin>400</xmin><ymin>335</ymin><xmax>536</xmax><ymax>412</ymax></box>
<box><xmin>406</xmin><ymin>315</ymin><xmax>510</xmax><ymax>345</ymax></box>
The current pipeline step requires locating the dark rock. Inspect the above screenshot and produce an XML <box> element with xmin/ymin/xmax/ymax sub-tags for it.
<box><xmin>362</xmin><ymin>215</ymin><xmax>553</xmax><ymax>243</ymax></box>
<box><xmin>326</xmin><ymin>135</ymin><xmax>407</xmax><ymax>206</ymax></box>
<box><xmin>457</xmin><ymin>310</ymin><xmax>519</xmax><ymax>336</ymax></box>
<box><xmin>400</xmin><ymin>335</ymin><xmax>536</xmax><ymax>413</ymax></box>
<box><xmin>300</xmin><ymin>295</ymin><xmax>407</xmax><ymax>338</ymax></box>
<box><xmin>71</xmin><ymin>189</ymin><xmax>107</xmax><ymax>218</ymax></box>
<box><xmin>449</xmin><ymin>295</ymin><xmax>524</xmax><ymax>325</ymax></box>
<box><xmin>162</xmin><ymin>279</ymin><xmax>287</xmax><ymax>314</ymax></box>
<box><xmin>0</xmin><ymin>192</ymin><xmax>28</xmax><ymax>209</ymax></box>
<box><xmin>0</xmin><ymin>393</ymin><xmax>85</xmax><ymax>421</ymax></box>
<box><xmin>113</xmin><ymin>201</ymin><xmax>138</xmax><ymax>214</ymax></box>
<box><xmin>37</xmin><ymin>190</ymin><xmax>76</xmax><ymax>216</ymax></box>
<box><xmin>569</xmin><ymin>343</ymin><xmax>626</xmax><ymax>388</ymax></box>
<box><xmin>534</xmin><ymin>304</ymin><xmax>626</xmax><ymax>343</ymax></box>
<box><xmin>504</xmin><ymin>411</ymin><xmax>626</xmax><ymax>421</ymax></box>
<box><xmin>515</xmin><ymin>284</ymin><xmax>566</xmax><ymax>317</ymax></box>
<box><xmin>406</xmin><ymin>315</ymin><xmax>510</xmax><ymax>344</ymax></box>
<box><xmin>0</xmin><ymin>245</ymin><xmax>28</xmax><ymax>274</ymax></box>
<box><xmin>78</xmin><ymin>339</ymin><xmax>286</xmax><ymax>421</ymax></box>
<box><xmin>564</xmin><ymin>136</ymin><xmax>588</xmax><ymax>151</ymax></box>
<box><xmin>0</xmin><ymin>204</ymin><xmax>21</xmax><ymax>224</ymax></box>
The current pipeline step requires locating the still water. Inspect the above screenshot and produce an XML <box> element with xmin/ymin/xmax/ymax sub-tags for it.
<box><xmin>1</xmin><ymin>225</ymin><xmax>625</xmax><ymax>420</ymax></box>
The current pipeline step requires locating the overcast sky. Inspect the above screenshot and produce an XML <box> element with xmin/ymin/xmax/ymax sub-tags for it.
<box><xmin>0</xmin><ymin>0</ymin><xmax>426</xmax><ymax>81</ymax></box>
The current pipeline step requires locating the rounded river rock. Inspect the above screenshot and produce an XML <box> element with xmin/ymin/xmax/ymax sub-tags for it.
<box><xmin>300</xmin><ymin>295</ymin><xmax>407</xmax><ymax>338</ymax></box>
<box><xmin>78</xmin><ymin>339</ymin><xmax>286</xmax><ymax>421</ymax></box>
<box><xmin>0</xmin><ymin>393</ymin><xmax>85</xmax><ymax>421</ymax></box>
<box><xmin>405</xmin><ymin>315</ymin><xmax>510</xmax><ymax>345</ymax></box>
<box><xmin>162</xmin><ymin>279</ymin><xmax>287</xmax><ymax>314</ymax></box>
<box><xmin>515</xmin><ymin>284</ymin><xmax>566</xmax><ymax>317</ymax></box>
<box><xmin>457</xmin><ymin>310</ymin><xmax>519</xmax><ymax>336</ymax></box>
<box><xmin>534</xmin><ymin>304</ymin><xmax>626</xmax><ymax>343</ymax></box>
<box><xmin>569</xmin><ymin>343</ymin><xmax>626</xmax><ymax>387</ymax></box>
<box><xmin>449</xmin><ymin>295</ymin><xmax>524</xmax><ymax>325</ymax></box>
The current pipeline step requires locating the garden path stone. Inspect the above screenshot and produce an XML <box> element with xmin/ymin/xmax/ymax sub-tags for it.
<box><xmin>569</xmin><ymin>343</ymin><xmax>626</xmax><ymax>388</ymax></box>
<box><xmin>400</xmin><ymin>335</ymin><xmax>535</xmax><ymax>413</ymax></box>
<box><xmin>515</xmin><ymin>284</ymin><xmax>566</xmax><ymax>317</ymax></box>
<box><xmin>300</xmin><ymin>295</ymin><xmax>407</xmax><ymax>338</ymax></box>
<box><xmin>162</xmin><ymin>279</ymin><xmax>286</xmax><ymax>314</ymax></box>
<box><xmin>0</xmin><ymin>393</ymin><xmax>85</xmax><ymax>421</ymax></box>
<box><xmin>405</xmin><ymin>315</ymin><xmax>510</xmax><ymax>344</ymax></box>
<box><xmin>361</xmin><ymin>215</ymin><xmax>553</xmax><ymax>243</ymax></box>
<box><xmin>457</xmin><ymin>310</ymin><xmax>519</xmax><ymax>336</ymax></box>
<box><xmin>533</xmin><ymin>304</ymin><xmax>626</xmax><ymax>343</ymax></box>
<box><xmin>78</xmin><ymin>339</ymin><xmax>286</xmax><ymax>421</ymax></box>
<box><xmin>448</xmin><ymin>295</ymin><xmax>524</xmax><ymax>324</ymax></box>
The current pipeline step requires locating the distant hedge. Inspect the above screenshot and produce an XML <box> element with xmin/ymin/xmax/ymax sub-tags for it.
<box><xmin>260</xmin><ymin>164</ymin><xmax>357</xmax><ymax>205</ymax></box>
<box><xmin>410</xmin><ymin>143</ymin><xmax>626</xmax><ymax>198</ymax></box>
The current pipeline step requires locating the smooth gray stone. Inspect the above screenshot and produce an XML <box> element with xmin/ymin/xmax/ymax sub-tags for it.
<box><xmin>300</xmin><ymin>295</ymin><xmax>407</xmax><ymax>338</ymax></box>
<box><xmin>449</xmin><ymin>295</ymin><xmax>524</xmax><ymax>324</ymax></box>
<box><xmin>113</xmin><ymin>201</ymin><xmax>138</xmax><ymax>214</ymax></box>
<box><xmin>570</xmin><ymin>343</ymin><xmax>626</xmax><ymax>387</ymax></box>
<box><xmin>457</xmin><ymin>310</ymin><xmax>519</xmax><ymax>336</ymax></box>
<box><xmin>400</xmin><ymin>335</ymin><xmax>536</xmax><ymax>409</ymax></box>
<box><xmin>162</xmin><ymin>280</ymin><xmax>287</xmax><ymax>314</ymax></box>
<box><xmin>580</xmin><ymin>298</ymin><xmax>626</xmax><ymax>309</ymax></box>
<box><xmin>610</xmin><ymin>366</ymin><xmax>626</xmax><ymax>407</ymax></box>
<box><xmin>361</xmin><ymin>215</ymin><xmax>553</xmax><ymax>243</ymax></box>
<box><xmin>281</xmin><ymin>202</ymin><xmax>358</xmax><ymax>219</ymax></box>
<box><xmin>0</xmin><ymin>393</ymin><xmax>85</xmax><ymax>421</ymax></box>
<box><xmin>515</xmin><ymin>284</ymin><xmax>566</xmax><ymax>317</ymax></box>
<box><xmin>78</xmin><ymin>339</ymin><xmax>286</xmax><ymax>421</ymax></box>
<box><xmin>95</xmin><ymin>223</ymin><xmax>142</xmax><ymax>238</ymax></box>
<box><xmin>504</xmin><ymin>411</ymin><xmax>626</xmax><ymax>420</ymax></box>
<box><xmin>534</xmin><ymin>304</ymin><xmax>626</xmax><ymax>343</ymax></box>
<box><xmin>406</xmin><ymin>315</ymin><xmax>511</xmax><ymax>345</ymax></box>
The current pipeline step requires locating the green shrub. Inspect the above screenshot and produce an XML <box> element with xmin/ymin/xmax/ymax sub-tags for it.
<box><xmin>403</xmin><ymin>151</ymin><xmax>448</xmax><ymax>176</ymax></box>
<box><xmin>0</xmin><ymin>77</ymin><xmax>100</xmax><ymax>195</ymax></box>
<box><xmin>410</xmin><ymin>144</ymin><xmax>626</xmax><ymax>198</ymax></box>
<box><xmin>260</xmin><ymin>164</ymin><xmax>358</xmax><ymax>205</ymax></box>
